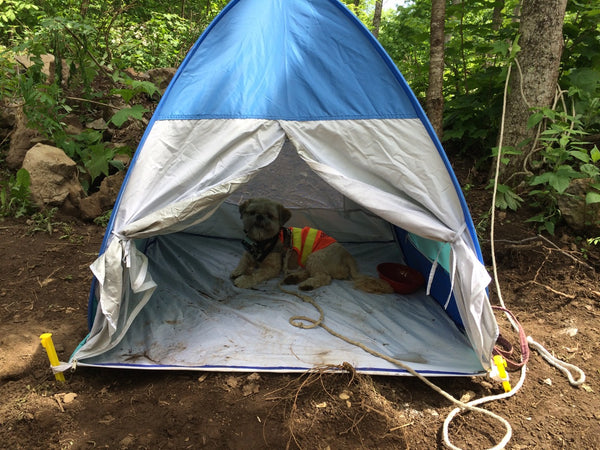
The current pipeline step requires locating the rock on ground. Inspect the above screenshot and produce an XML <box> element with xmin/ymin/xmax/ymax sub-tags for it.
<box><xmin>79</xmin><ymin>171</ymin><xmax>125</xmax><ymax>220</ymax></box>
<box><xmin>558</xmin><ymin>178</ymin><xmax>600</xmax><ymax>235</ymax></box>
<box><xmin>22</xmin><ymin>143</ymin><xmax>83</xmax><ymax>215</ymax></box>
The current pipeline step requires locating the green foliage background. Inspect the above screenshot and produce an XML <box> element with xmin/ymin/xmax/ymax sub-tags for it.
<box><xmin>379</xmin><ymin>0</ymin><xmax>600</xmax><ymax>159</ymax></box>
<box><xmin>378</xmin><ymin>0</ymin><xmax>600</xmax><ymax>234</ymax></box>
<box><xmin>1</xmin><ymin>0</ymin><xmax>599</xmax><ymax>234</ymax></box>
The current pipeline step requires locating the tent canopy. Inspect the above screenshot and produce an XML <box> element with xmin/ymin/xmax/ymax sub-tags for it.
<box><xmin>70</xmin><ymin>0</ymin><xmax>497</xmax><ymax>376</ymax></box>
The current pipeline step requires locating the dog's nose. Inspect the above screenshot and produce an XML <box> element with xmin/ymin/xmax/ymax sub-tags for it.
<box><xmin>256</xmin><ymin>214</ymin><xmax>264</xmax><ymax>222</ymax></box>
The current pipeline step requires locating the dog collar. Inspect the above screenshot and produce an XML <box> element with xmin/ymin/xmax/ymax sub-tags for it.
<box><xmin>242</xmin><ymin>229</ymin><xmax>284</xmax><ymax>263</ymax></box>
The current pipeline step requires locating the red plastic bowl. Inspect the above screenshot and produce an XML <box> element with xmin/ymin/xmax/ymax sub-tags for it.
<box><xmin>377</xmin><ymin>263</ymin><xmax>426</xmax><ymax>294</ymax></box>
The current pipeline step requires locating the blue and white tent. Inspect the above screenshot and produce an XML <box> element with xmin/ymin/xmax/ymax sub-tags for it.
<box><xmin>70</xmin><ymin>0</ymin><xmax>498</xmax><ymax>376</ymax></box>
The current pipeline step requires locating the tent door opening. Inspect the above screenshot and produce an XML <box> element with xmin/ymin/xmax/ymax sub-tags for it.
<box><xmin>76</xmin><ymin>141</ymin><xmax>485</xmax><ymax>376</ymax></box>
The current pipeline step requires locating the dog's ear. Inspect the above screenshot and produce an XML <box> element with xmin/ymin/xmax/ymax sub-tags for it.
<box><xmin>278</xmin><ymin>204</ymin><xmax>292</xmax><ymax>225</ymax></box>
<box><xmin>239</xmin><ymin>199</ymin><xmax>252</xmax><ymax>217</ymax></box>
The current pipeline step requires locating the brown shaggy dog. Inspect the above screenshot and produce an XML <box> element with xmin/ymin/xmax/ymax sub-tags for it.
<box><xmin>230</xmin><ymin>198</ymin><xmax>393</xmax><ymax>293</ymax></box>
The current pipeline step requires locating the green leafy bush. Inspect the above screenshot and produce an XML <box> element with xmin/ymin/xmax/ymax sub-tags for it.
<box><xmin>19</xmin><ymin>67</ymin><xmax>70</xmax><ymax>136</ymax></box>
<box><xmin>0</xmin><ymin>168</ymin><xmax>36</xmax><ymax>218</ymax></box>
<box><xmin>59</xmin><ymin>130</ymin><xmax>128</xmax><ymax>193</ymax></box>
<box><xmin>525</xmin><ymin>108</ymin><xmax>600</xmax><ymax>234</ymax></box>
<box><xmin>110</xmin><ymin>12</ymin><xmax>199</xmax><ymax>71</ymax></box>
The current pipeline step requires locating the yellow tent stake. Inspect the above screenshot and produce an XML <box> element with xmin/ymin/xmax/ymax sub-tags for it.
<box><xmin>493</xmin><ymin>354</ymin><xmax>511</xmax><ymax>392</ymax></box>
<box><xmin>40</xmin><ymin>333</ymin><xmax>66</xmax><ymax>382</ymax></box>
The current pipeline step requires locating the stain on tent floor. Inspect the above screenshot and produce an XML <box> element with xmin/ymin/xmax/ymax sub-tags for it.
<box><xmin>1</xmin><ymin>184</ymin><xmax>600</xmax><ymax>449</ymax></box>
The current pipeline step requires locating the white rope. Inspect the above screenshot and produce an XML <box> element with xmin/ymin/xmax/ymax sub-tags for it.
<box><xmin>488</xmin><ymin>50</ymin><xmax>586</xmax><ymax>390</ymax></box>
<box><xmin>440</xmin><ymin>60</ymin><xmax>517</xmax><ymax>450</ymax></box>
<box><xmin>527</xmin><ymin>336</ymin><xmax>586</xmax><ymax>386</ymax></box>
<box><xmin>489</xmin><ymin>62</ymin><xmax>519</xmax><ymax>329</ymax></box>
<box><xmin>442</xmin><ymin>365</ymin><xmax>527</xmax><ymax>450</ymax></box>
<box><xmin>50</xmin><ymin>361</ymin><xmax>76</xmax><ymax>374</ymax></box>
<box><xmin>440</xmin><ymin>41</ymin><xmax>587</xmax><ymax>450</ymax></box>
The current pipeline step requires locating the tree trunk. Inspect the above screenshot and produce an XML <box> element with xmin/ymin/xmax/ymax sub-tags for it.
<box><xmin>372</xmin><ymin>0</ymin><xmax>383</xmax><ymax>39</ymax></box>
<box><xmin>499</xmin><ymin>0</ymin><xmax>567</xmax><ymax>182</ymax></box>
<box><xmin>425</xmin><ymin>0</ymin><xmax>446</xmax><ymax>139</ymax></box>
<box><xmin>491</xmin><ymin>0</ymin><xmax>504</xmax><ymax>31</ymax></box>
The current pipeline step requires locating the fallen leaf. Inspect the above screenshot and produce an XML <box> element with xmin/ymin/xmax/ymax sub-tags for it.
<box><xmin>120</xmin><ymin>435</ymin><xmax>135</xmax><ymax>446</ymax></box>
<box><xmin>226</xmin><ymin>376</ymin><xmax>239</xmax><ymax>389</ymax></box>
<box><xmin>460</xmin><ymin>390</ymin><xmax>476</xmax><ymax>403</ymax></box>
<box><xmin>242</xmin><ymin>382</ymin><xmax>259</xmax><ymax>396</ymax></box>
<box><xmin>62</xmin><ymin>393</ymin><xmax>78</xmax><ymax>404</ymax></box>
<box><xmin>38</xmin><ymin>277</ymin><xmax>55</xmax><ymax>288</ymax></box>
<box><xmin>562</xmin><ymin>327</ymin><xmax>578</xmax><ymax>337</ymax></box>
<box><xmin>247</xmin><ymin>372</ymin><xmax>260</xmax><ymax>382</ymax></box>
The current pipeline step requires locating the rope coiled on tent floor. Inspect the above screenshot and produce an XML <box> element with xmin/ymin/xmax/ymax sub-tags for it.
<box><xmin>280</xmin><ymin>283</ymin><xmax>514</xmax><ymax>449</ymax></box>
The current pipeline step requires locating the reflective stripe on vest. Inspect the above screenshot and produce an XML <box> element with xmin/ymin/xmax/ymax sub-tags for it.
<box><xmin>293</xmin><ymin>227</ymin><xmax>318</xmax><ymax>267</ymax></box>
<box><xmin>289</xmin><ymin>227</ymin><xmax>337</xmax><ymax>267</ymax></box>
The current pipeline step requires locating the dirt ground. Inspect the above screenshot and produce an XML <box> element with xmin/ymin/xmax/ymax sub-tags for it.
<box><xmin>1</xmin><ymin>178</ymin><xmax>599</xmax><ymax>450</ymax></box>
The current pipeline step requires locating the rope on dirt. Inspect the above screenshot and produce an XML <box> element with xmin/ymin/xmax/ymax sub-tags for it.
<box><xmin>468</xmin><ymin>49</ymin><xmax>586</xmax><ymax>450</ymax></box>
<box><xmin>527</xmin><ymin>336</ymin><xmax>586</xmax><ymax>386</ymax></box>
<box><xmin>488</xmin><ymin>56</ymin><xmax>586</xmax><ymax>388</ymax></box>
<box><xmin>279</xmin><ymin>283</ymin><xmax>514</xmax><ymax>450</ymax></box>
<box><xmin>442</xmin><ymin>365</ymin><xmax>526</xmax><ymax>450</ymax></box>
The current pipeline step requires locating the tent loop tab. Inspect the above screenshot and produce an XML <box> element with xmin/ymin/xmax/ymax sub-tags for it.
<box><xmin>425</xmin><ymin>246</ymin><xmax>442</xmax><ymax>296</ymax></box>
<box><xmin>450</xmin><ymin>222</ymin><xmax>468</xmax><ymax>244</ymax></box>
<box><xmin>442</xmin><ymin>223</ymin><xmax>468</xmax><ymax>309</ymax></box>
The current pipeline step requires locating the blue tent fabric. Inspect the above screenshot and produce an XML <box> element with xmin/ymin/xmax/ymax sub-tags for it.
<box><xmin>158</xmin><ymin>0</ymin><xmax>419</xmax><ymax>121</ymax></box>
<box><xmin>71</xmin><ymin>0</ymin><xmax>498</xmax><ymax>376</ymax></box>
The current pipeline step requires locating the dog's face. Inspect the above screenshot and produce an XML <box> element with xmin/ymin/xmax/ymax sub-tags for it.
<box><xmin>239</xmin><ymin>198</ymin><xmax>291</xmax><ymax>242</ymax></box>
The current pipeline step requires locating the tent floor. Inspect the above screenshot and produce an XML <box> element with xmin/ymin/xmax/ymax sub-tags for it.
<box><xmin>79</xmin><ymin>234</ymin><xmax>485</xmax><ymax>376</ymax></box>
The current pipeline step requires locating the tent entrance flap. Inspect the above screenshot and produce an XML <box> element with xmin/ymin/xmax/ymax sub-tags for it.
<box><xmin>75</xmin><ymin>206</ymin><xmax>485</xmax><ymax>376</ymax></box>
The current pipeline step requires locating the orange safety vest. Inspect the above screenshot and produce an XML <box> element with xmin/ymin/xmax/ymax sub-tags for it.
<box><xmin>282</xmin><ymin>226</ymin><xmax>337</xmax><ymax>267</ymax></box>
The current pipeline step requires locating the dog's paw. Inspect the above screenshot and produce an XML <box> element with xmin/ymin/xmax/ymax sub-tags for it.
<box><xmin>283</xmin><ymin>269</ymin><xmax>309</xmax><ymax>285</ymax></box>
<box><xmin>233</xmin><ymin>275</ymin><xmax>256</xmax><ymax>289</ymax></box>
<box><xmin>298</xmin><ymin>278</ymin><xmax>322</xmax><ymax>291</ymax></box>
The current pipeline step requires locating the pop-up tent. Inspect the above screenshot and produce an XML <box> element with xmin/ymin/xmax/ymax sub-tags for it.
<box><xmin>69</xmin><ymin>0</ymin><xmax>498</xmax><ymax>376</ymax></box>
